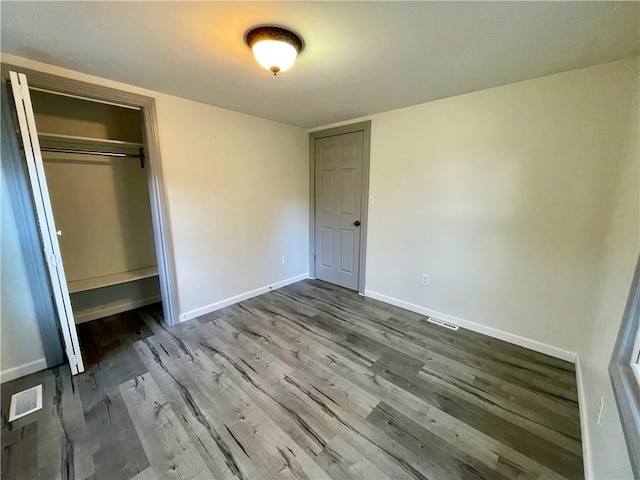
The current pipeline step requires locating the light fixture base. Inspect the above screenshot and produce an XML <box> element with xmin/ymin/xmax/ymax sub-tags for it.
<box><xmin>245</xmin><ymin>26</ymin><xmax>303</xmax><ymax>54</ymax></box>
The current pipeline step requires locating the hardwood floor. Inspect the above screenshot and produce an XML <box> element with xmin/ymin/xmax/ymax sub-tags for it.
<box><xmin>1</xmin><ymin>279</ymin><xmax>584</xmax><ymax>479</ymax></box>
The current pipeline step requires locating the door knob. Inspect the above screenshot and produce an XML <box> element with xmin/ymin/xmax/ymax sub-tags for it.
<box><xmin>353</xmin><ymin>220</ymin><xmax>361</xmax><ymax>227</ymax></box>
<box><xmin>56</xmin><ymin>230</ymin><xmax>62</xmax><ymax>236</ymax></box>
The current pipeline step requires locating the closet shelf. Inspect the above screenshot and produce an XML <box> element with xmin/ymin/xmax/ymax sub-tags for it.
<box><xmin>68</xmin><ymin>266</ymin><xmax>158</xmax><ymax>293</ymax></box>
<box><xmin>38</xmin><ymin>132</ymin><xmax>144</xmax><ymax>149</ymax></box>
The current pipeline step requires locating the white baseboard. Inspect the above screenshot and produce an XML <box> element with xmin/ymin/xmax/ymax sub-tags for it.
<box><xmin>575</xmin><ymin>355</ymin><xmax>594</xmax><ymax>479</ymax></box>
<box><xmin>364</xmin><ymin>290</ymin><xmax>578</xmax><ymax>362</ymax></box>
<box><xmin>179</xmin><ymin>273</ymin><xmax>309</xmax><ymax>323</ymax></box>
<box><xmin>1</xmin><ymin>358</ymin><xmax>47</xmax><ymax>384</ymax></box>
<box><xmin>74</xmin><ymin>295</ymin><xmax>162</xmax><ymax>324</ymax></box>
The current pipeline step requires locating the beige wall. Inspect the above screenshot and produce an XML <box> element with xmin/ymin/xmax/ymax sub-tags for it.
<box><xmin>314</xmin><ymin>58</ymin><xmax>637</xmax><ymax>356</ymax></box>
<box><xmin>0</xmin><ymin>53</ymin><xmax>309</xmax><ymax>375</ymax></box>
<box><xmin>30</xmin><ymin>89</ymin><xmax>143</xmax><ymax>142</ymax></box>
<box><xmin>579</xmin><ymin>76</ymin><xmax>639</xmax><ymax>479</ymax></box>
<box><xmin>312</xmin><ymin>57</ymin><xmax>639</xmax><ymax>477</ymax></box>
<box><xmin>367</xmin><ymin>59</ymin><xmax>636</xmax><ymax>355</ymax></box>
<box><xmin>1</xmin><ymin>167</ymin><xmax>47</xmax><ymax>382</ymax></box>
<box><xmin>156</xmin><ymin>95</ymin><xmax>309</xmax><ymax>315</ymax></box>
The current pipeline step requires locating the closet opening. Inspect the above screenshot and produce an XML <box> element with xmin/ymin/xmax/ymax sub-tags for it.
<box><xmin>32</xmin><ymin>89</ymin><xmax>162</xmax><ymax>326</ymax></box>
<box><xmin>3</xmin><ymin>65</ymin><xmax>178</xmax><ymax>375</ymax></box>
<box><xmin>34</xmin><ymin>88</ymin><xmax>164</xmax><ymax>369</ymax></box>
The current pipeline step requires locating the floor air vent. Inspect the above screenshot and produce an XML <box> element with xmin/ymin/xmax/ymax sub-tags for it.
<box><xmin>427</xmin><ymin>317</ymin><xmax>459</xmax><ymax>331</ymax></box>
<box><xmin>9</xmin><ymin>384</ymin><xmax>43</xmax><ymax>422</ymax></box>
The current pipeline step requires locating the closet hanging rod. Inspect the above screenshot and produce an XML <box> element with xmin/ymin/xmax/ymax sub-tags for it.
<box><xmin>40</xmin><ymin>147</ymin><xmax>144</xmax><ymax>159</ymax></box>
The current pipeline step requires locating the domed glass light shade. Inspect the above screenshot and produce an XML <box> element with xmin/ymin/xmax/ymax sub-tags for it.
<box><xmin>246</xmin><ymin>26</ymin><xmax>303</xmax><ymax>75</ymax></box>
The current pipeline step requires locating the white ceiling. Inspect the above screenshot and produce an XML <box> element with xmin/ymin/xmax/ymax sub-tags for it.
<box><xmin>2</xmin><ymin>1</ymin><xmax>638</xmax><ymax>128</ymax></box>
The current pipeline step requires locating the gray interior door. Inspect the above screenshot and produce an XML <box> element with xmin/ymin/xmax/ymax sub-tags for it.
<box><xmin>314</xmin><ymin>131</ymin><xmax>364</xmax><ymax>290</ymax></box>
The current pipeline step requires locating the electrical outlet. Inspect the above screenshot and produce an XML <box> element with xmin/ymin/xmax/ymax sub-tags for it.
<box><xmin>597</xmin><ymin>397</ymin><xmax>605</xmax><ymax>425</ymax></box>
<box><xmin>282</xmin><ymin>255</ymin><xmax>288</xmax><ymax>265</ymax></box>
<box><xmin>369</xmin><ymin>195</ymin><xmax>375</xmax><ymax>205</ymax></box>
<box><xmin>422</xmin><ymin>274</ymin><xmax>430</xmax><ymax>285</ymax></box>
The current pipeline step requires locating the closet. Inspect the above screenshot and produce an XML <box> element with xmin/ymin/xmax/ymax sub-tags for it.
<box><xmin>5</xmin><ymin>68</ymin><xmax>174</xmax><ymax>375</ymax></box>
<box><xmin>31</xmin><ymin>90</ymin><xmax>161</xmax><ymax>324</ymax></box>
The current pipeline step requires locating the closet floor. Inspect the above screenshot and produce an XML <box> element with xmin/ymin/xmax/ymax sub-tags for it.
<box><xmin>1</xmin><ymin>280</ymin><xmax>584</xmax><ymax>480</ymax></box>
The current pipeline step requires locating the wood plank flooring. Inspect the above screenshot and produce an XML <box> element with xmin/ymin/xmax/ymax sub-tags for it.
<box><xmin>1</xmin><ymin>279</ymin><xmax>584</xmax><ymax>479</ymax></box>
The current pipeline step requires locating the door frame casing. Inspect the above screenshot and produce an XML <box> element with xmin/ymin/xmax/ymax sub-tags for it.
<box><xmin>1</xmin><ymin>63</ymin><xmax>180</xmax><ymax>327</ymax></box>
<box><xmin>309</xmin><ymin>121</ymin><xmax>371</xmax><ymax>295</ymax></box>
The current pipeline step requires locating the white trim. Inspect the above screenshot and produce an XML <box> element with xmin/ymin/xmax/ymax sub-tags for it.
<box><xmin>179</xmin><ymin>274</ymin><xmax>309</xmax><ymax>323</ymax></box>
<box><xmin>364</xmin><ymin>289</ymin><xmax>578</xmax><ymax>362</ymax></box>
<box><xmin>575</xmin><ymin>355</ymin><xmax>594</xmax><ymax>480</ymax></box>
<box><xmin>0</xmin><ymin>358</ymin><xmax>47</xmax><ymax>384</ymax></box>
<box><xmin>74</xmin><ymin>295</ymin><xmax>162</xmax><ymax>324</ymax></box>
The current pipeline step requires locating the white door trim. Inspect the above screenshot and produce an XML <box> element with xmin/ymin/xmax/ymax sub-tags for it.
<box><xmin>9</xmin><ymin>71</ymin><xmax>84</xmax><ymax>374</ymax></box>
<box><xmin>309</xmin><ymin>121</ymin><xmax>371</xmax><ymax>295</ymax></box>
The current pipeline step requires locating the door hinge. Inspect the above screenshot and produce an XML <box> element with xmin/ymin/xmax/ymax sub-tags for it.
<box><xmin>20</xmin><ymin>82</ymin><xmax>29</xmax><ymax>100</ymax></box>
<box><xmin>47</xmin><ymin>253</ymin><xmax>57</xmax><ymax>267</ymax></box>
<box><xmin>68</xmin><ymin>354</ymin><xmax>78</xmax><ymax>368</ymax></box>
<box><xmin>46</xmin><ymin>253</ymin><xmax>63</xmax><ymax>268</ymax></box>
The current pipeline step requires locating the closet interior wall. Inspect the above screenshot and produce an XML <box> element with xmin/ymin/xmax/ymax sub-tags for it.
<box><xmin>31</xmin><ymin>90</ymin><xmax>161</xmax><ymax>323</ymax></box>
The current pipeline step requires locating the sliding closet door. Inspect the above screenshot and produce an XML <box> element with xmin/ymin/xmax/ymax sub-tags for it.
<box><xmin>9</xmin><ymin>71</ymin><xmax>84</xmax><ymax>374</ymax></box>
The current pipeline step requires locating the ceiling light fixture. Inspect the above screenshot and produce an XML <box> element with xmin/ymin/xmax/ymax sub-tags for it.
<box><xmin>245</xmin><ymin>26</ymin><xmax>303</xmax><ymax>75</ymax></box>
